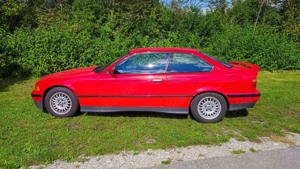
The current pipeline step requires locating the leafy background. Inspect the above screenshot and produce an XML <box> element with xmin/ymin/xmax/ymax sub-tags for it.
<box><xmin>1</xmin><ymin>1</ymin><xmax>300</xmax><ymax>168</ymax></box>
<box><xmin>0</xmin><ymin>0</ymin><xmax>299</xmax><ymax>77</ymax></box>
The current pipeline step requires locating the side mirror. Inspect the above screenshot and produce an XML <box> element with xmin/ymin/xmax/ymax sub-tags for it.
<box><xmin>109</xmin><ymin>67</ymin><xmax>115</xmax><ymax>77</ymax></box>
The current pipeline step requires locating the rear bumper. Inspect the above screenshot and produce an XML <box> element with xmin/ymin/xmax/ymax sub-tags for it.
<box><xmin>229</xmin><ymin>102</ymin><xmax>256</xmax><ymax>111</ymax></box>
<box><xmin>226</xmin><ymin>91</ymin><xmax>260</xmax><ymax>111</ymax></box>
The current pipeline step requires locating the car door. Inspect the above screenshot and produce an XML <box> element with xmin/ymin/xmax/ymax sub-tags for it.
<box><xmin>165</xmin><ymin>53</ymin><xmax>214</xmax><ymax>109</ymax></box>
<box><xmin>97</xmin><ymin>53</ymin><xmax>168</xmax><ymax>111</ymax></box>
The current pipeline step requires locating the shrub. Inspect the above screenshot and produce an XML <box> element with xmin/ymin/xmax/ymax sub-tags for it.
<box><xmin>0</xmin><ymin>28</ymin><xmax>24</xmax><ymax>78</ymax></box>
<box><xmin>5</xmin><ymin>28</ymin><xmax>129</xmax><ymax>77</ymax></box>
<box><xmin>206</xmin><ymin>25</ymin><xmax>300</xmax><ymax>71</ymax></box>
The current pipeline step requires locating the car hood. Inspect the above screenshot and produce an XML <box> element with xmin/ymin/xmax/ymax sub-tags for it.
<box><xmin>41</xmin><ymin>66</ymin><xmax>97</xmax><ymax>80</ymax></box>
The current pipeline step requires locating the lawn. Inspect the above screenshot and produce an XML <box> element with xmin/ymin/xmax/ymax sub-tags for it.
<box><xmin>0</xmin><ymin>71</ymin><xmax>299</xmax><ymax>168</ymax></box>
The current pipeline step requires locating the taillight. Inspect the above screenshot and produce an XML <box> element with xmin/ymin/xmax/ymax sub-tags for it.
<box><xmin>250</xmin><ymin>79</ymin><xmax>257</xmax><ymax>88</ymax></box>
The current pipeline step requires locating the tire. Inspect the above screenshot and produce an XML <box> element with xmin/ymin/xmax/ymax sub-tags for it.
<box><xmin>45</xmin><ymin>87</ymin><xmax>79</xmax><ymax>117</ymax></box>
<box><xmin>190</xmin><ymin>93</ymin><xmax>227</xmax><ymax>123</ymax></box>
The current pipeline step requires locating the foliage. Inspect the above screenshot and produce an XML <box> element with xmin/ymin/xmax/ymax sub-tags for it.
<box><xmin>0</xmin><ymin>70</ymin><xmax>300</xmax><ymax>168</ymax></box>
<box><xmin>278</xmin><ymin>0</ymin><xmax>300</xmax><ymax>42</ymax></box>
<box><xmin>0</xmin><ymin>0</ymin><xmax>300</xmax><ymax>76</ymax></box>
<box><xmin>0</xmin><ymin>28</ymin><xmax>23</xmax><ymax>77</ymax></box>
<box><xmin>206</xmin><ymin>24</ymin><xmax>300</xmax><ymax>70</ymax></box>
<box><xmin>231</xmin><ymin>149</ymin><xmax>246</xmax><ymax>154</ymax></box>
<box><xmin>5</xmin><ymin>28</ymin><xmax>124</xmax><ymax>76</ymax></box>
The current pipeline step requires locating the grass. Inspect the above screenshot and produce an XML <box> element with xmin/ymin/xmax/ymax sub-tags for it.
<box><xmin>231</xmin><ymin>150</ymin><xmax>246</xmax><ymax>154</ymax></box>
<box><xmin>249</xmin><ymin>147</ymin><xmax>260</xmax><ymax>153</ymax></box>
<box><xmin>0</xmin><ymin>71</ymin><xmax>300</xmax><ymax>168</ymax></box>
<box><xmin>161</xmin><ymin>159</ymin><xmax>172</xmax><ymax>165</ymax></box>
<box><xmin>269</xmin><ymin>136</ymin><xmax>296</xmax><ymax>146</ymax></box>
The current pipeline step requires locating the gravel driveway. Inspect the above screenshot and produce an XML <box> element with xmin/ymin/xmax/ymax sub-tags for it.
<box><xmin>29</xmin><ymin>133</ymin><xmax>300</xmax><ymax>169</ymax></box>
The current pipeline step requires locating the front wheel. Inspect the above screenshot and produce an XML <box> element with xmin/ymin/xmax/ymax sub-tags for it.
<box><xmin>190</xmin><ymin>93</ymin><xmax>227</xmax><ymax>123</ymax></box>
<box><xmin>45</xmin><ymin>87</ymin><xmax>79</xmax><ymax>117</ymax></box>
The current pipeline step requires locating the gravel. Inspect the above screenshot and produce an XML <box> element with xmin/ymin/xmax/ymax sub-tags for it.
<box><xmin>29</xmin><ymin>133</ymin><xmax>300</xmax><ymax>169</ymax></box>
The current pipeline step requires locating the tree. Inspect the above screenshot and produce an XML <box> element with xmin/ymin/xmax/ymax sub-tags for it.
<box><xmin>280</xmin><ymin>0</ymin><xmax>300</xmax><ymax>41</ymax></box>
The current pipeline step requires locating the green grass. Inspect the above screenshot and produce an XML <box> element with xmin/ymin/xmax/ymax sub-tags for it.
<box><xmin>161</xmin><ymin>159</ymin><xmax>172</xmax><ymax>165</ymax></box>
<box><xmin>1</xmin><ymin>71</ymin><xmax>300</xmax><ymax>168</ymax></box>
<box><xmin>249</xmin><ymin>147</ymin><xmax>260</xmax><ymax>153</ymax></box>
<box><xmin>231</xmin><ymin>150</ymin><xmax>246</xmax><ymax>154</ymax></box>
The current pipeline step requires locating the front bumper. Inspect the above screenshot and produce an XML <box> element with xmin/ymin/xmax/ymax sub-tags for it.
<box><xmin>34</xmin><ymin>101</ymin><xmax>44</xmax><ymax>109</ymax></box>
<box><xmin>31</xmin><ymin>93</ymin><xmax>43</xmax><ymax>110</ymax></box>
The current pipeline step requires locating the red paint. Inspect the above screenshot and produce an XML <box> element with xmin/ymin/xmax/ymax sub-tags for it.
<box><xmin>31</xmin><ymin>48</ymin><xmax>260</xmax><ymax>112</ymax></box>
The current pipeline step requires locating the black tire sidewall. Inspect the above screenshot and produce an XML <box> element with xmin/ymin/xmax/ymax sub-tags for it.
<box><xmin>191</xmin><ymin>93</ymin><xmax>227</xmax><ymax>123</ymax></box>
<box><xmin>45</xmin><ymin>87</ymin><xmax>79</xmax><ymax>117</ymax></box>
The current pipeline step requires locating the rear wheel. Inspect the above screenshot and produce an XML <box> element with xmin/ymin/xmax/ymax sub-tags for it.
<box><xmin>45</xmin><ymin>87</ymin><xmax>79</xmax><ymax>117</ymax></box>
<box><xmin>190</xmin><ymin>93</ymin><xmax>227</xmax><ymax>123</ymax></box>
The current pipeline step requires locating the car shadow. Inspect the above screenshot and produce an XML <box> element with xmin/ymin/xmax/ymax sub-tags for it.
<box><xmin>225</xmin><ymin>109</ymin><xmax>249</xmax><ymax>118</ymax></box>
<box><xmin>78</xmin><ymin>109</ymin><xmax>248</xmax><ymax>121</ymax></box>
<box><xmin>81</xmin><ymin>111</ymin><xmax>189</xmax><ymax>120</ymax></box>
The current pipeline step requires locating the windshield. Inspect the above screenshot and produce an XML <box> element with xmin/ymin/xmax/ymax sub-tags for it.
<box><xmin>201</xmin><ymin>53</ymin><xmax>232</xmax><ymax>68</ymax></box>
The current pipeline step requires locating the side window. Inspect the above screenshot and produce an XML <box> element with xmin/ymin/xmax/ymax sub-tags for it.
<box><xmin>168</xmin><ymin>53</ymin><xmax>212</xmax><ymax>73</ymax></box>
<box><xmin>114</xmin><ymin>53</ymin><xmax>168</xmax><ymax>74</ymax></box>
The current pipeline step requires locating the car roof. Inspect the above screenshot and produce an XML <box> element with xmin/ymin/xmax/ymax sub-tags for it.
<box><xmin>129</xmin><ymin>48</ymin><xmax>200</xmax><ymax>54</ymax></box>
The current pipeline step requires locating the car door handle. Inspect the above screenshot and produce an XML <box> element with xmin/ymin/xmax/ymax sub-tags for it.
<box><xmin>152</xmin><ymin>79</ymin><xmax>163</xmax><ymax>82</ymax></box>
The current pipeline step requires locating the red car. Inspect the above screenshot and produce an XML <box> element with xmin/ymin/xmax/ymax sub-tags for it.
<box><xmin>31</xmin><ymin>48</ymin><xmax>260</xmax><ymax>123</ymax></box>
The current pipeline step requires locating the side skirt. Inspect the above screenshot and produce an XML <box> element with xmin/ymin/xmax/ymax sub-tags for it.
<box><xmin>81</xmin><ymin>106</ymin><xmax>189</xmax><ymax>114</ymax></box>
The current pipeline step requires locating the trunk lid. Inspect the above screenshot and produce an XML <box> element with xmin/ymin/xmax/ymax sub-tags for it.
<box><xmin>230</xmin><ymin>62</ymin><xmax>260</xmax><ymax>76</ymax></box>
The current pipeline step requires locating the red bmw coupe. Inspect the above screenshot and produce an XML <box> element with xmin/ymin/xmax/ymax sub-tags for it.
<box><xmin>31</xmin><ymin>48</ymin><xmax>260</xmax><ymax>123</ymax></box>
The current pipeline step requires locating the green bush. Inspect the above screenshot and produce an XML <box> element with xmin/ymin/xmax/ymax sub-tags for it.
<box><xmin>206</xmin><ymin>25</ymin><xmax>300</xmax><ymax>70</ymax></box>
<box><xmin>1</xmin><ymin>0</ymin><xmax>300</xmax><ymax>77</ymax></box>
<box><xmin>3</xmin><ymin>25</ymin><xmax>299</xmax><ymax>77</ymax></box>
<box><xmin>5</xmin><ymin>28</ymin><xmax>130</xmax><ymax>77</ymax></box>
<box><xmin>0</xmin><ymin>28</ymin><xmax>24</xmax><ymax>78</ymax></box>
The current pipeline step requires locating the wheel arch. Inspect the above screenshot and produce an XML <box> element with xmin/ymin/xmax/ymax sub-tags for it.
<box><xmin>190</xmin><ymin>91</ymin><xmax>229</xmax><ymax>111</ymax></box>
<box><xmin>42</xmin><ymin>85</ymin><xmax>80</xmax><ymax>110</ymax></box>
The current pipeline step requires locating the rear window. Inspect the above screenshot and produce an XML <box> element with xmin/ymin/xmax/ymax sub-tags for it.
<box><xmin>201</xmin><ymin>53</ymin><xmax>233</xmax><ymax>68</ymax></box>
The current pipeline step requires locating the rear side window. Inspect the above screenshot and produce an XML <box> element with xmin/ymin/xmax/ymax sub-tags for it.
<box><xmin>168</xmin><ymin>53</ymin><xmax>212</xmax><ymax>73</ymax></box>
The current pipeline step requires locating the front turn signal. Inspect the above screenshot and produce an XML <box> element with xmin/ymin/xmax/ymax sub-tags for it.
<box><xmin>34</xmin><ymin>84</ymin><xmax>40</xmax><ymax>91</ymax></box>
